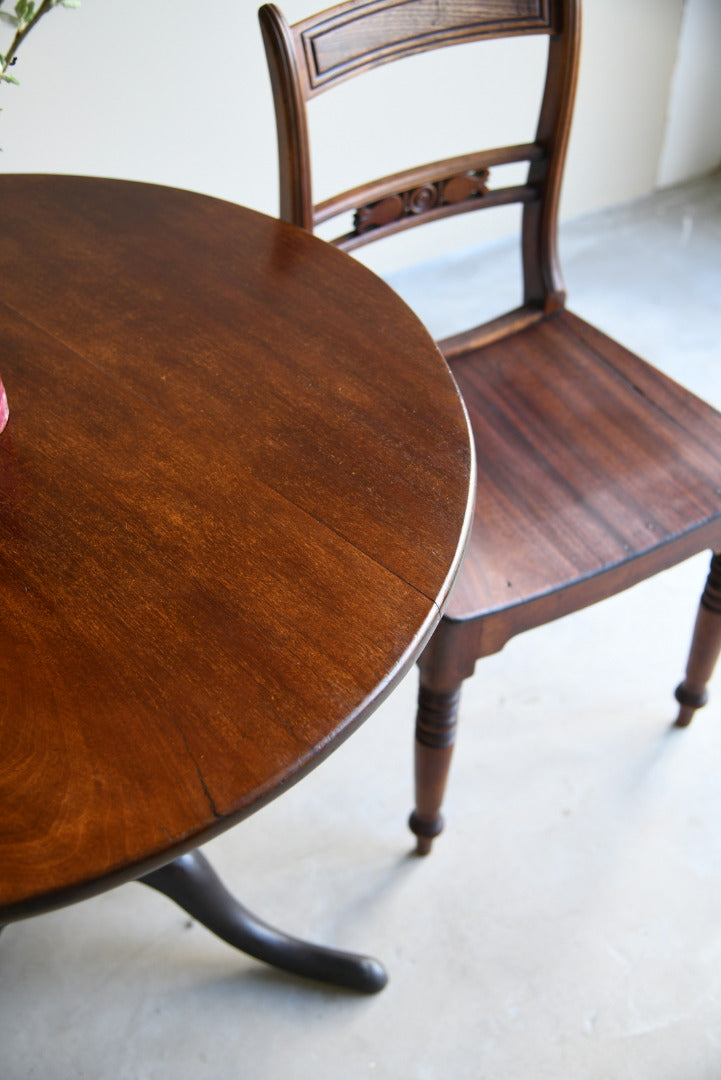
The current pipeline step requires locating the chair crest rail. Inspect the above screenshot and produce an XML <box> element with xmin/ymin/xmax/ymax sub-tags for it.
<box><xmin>297</xmin><ymin>0</ymin><xmax>556</xmax><ymax>93</ymax></box>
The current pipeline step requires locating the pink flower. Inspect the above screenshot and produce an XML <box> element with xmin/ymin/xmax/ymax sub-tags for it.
<box><xmin>0</xmin><ymin>376</ymin><xmax>9</xmax><ymax>434</ymax></box>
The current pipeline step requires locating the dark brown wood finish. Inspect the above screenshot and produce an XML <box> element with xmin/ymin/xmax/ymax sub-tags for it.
<box><xmin>260</xmin><ymin>0</ymin><xmax>721</xmax><ymax>854</ymax></box>
<box><xmin>0</xmin><ymin>175</ymin><xmax>474</xmax><ymax>925</ymax></box>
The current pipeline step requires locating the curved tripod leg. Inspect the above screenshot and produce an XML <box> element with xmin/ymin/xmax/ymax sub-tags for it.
<box><xmin>139</xmin><ymin>850</ymin><xmax>387</xmax><ymax>994</ymax></box>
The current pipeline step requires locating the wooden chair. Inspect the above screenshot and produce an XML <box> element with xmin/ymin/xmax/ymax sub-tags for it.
<box><xmin>258</xmin><ymin>0</ymin><xmax>721</xmax><ymax>853</ymax></box>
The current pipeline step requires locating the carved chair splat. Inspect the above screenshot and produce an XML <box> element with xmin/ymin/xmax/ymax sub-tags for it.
<box><xmin>259</xmin><ymin>0</ymin><xmax>721</xmax><ymax>853</ymax></box>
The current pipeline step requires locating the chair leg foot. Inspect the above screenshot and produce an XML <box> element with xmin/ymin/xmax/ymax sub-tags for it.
<box><xmin>674</xmin><ymin>684</ymin><xmax>708</xmax><ymax>728</ymax></box>
<box><xmin>674</xmin><ymin>552</ymin><xmax>721</xmax><ymax>728</ymax></box>
<box><xmin>409</xmin><ymin>682</ymin><xmax>462</xmax><ymax>855</ymax></box>
<box><xmin>408</xmin><ymin>810</ymin><xmax>444</xmax><ymax>856</ymax></box>
<box><xmin>140</xmin><ymin>850</ymin><xmax>387</xmax><ymax>993</ymax></box>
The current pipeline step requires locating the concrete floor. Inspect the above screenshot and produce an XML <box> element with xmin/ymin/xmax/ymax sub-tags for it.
<box><xmin>2</xmin><ymin>172</ymin><xmax>721</xmax><ymax>1079</ymax></box>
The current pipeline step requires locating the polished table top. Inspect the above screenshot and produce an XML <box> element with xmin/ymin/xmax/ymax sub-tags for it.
<box><xmin>0</xmin><ymin>175</ymin><xmax>473</xmax><ymax>925</ymax></box>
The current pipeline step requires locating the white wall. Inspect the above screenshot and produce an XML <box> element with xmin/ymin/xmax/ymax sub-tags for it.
<box><xmin>658</xmin><ymin>0</ymin><xmax>721</xmax><ymax>187</ymax></box>
<box><xmin>0</xmin><ymin>0</ymin><xmax>715</xmax><ymax>272</ymax></box>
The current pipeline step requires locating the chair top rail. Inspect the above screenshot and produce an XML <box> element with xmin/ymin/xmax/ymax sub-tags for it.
<box><xmin>290</xmin><ymin>0</ymin><xmax>558</xmax><ymax>95</ymax></box>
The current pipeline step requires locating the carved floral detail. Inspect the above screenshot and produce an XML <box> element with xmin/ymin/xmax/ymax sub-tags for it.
<box><xmin>408</xmin><ymin>183</ymin><xmax>438</xmax><ymax>214</ymax></box>
<box><xmin>354</xmin><ymin>168</ymin><xmax>490</xmax><ymax>235</ymax></box>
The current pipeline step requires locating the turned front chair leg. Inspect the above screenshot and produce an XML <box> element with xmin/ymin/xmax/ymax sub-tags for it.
<box><xmin>675</xmin><ymin>551</ymin><xmax>721</xmax><ymax>727</ymax></box>
<box><xmin>409</xmin><ymin>682</ymin><xmax>462</xmax><ymax>855</ymax></box>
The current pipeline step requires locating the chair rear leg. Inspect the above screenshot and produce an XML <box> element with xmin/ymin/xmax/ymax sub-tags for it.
<box><xmin>409</xmin><ymin>680</ymin><xmax>463</xmax><ymax>855</ymax></box>
<box><xmin>675</xmin><ymin>551</ymin><xmax>721</xmax><ymax>727</ymax></box>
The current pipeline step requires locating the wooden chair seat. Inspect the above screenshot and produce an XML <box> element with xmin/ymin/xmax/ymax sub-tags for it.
<box><xmin>446</xmin><ymin>310</ymin><xmax>721</xmax><ymax>648</ymax></box>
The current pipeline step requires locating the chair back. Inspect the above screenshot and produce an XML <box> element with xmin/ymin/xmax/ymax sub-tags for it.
<box><xmin>259</xmin><ymin>0</ymin><xmax>580</xmax><ymax>351</ymax></box>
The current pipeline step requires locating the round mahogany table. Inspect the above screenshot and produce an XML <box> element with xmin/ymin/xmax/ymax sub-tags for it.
<box><xmin>0</xmin><ymin>175</ymin><xmax>473</xmax><ymax>992</ymax></box>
